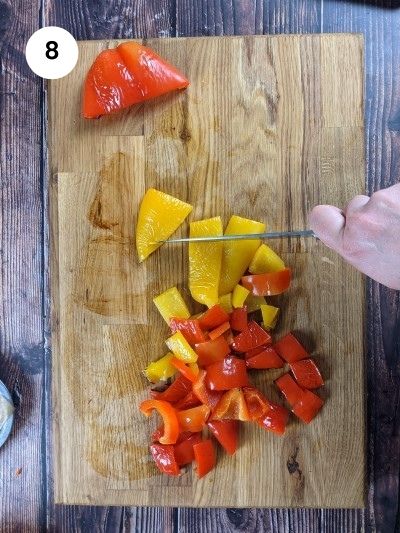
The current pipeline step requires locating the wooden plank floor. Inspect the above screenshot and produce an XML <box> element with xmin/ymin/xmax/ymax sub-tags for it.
<box><xmin>0</xmin><ymin>0</ymin><xmax>399</xmax><ymax>531</ymax></box>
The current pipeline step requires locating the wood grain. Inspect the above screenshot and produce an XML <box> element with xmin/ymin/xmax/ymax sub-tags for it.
<box><xmin>49</xmin><ymin>34</ymin><xmax>365</xmax><ymax>508</ymax></box>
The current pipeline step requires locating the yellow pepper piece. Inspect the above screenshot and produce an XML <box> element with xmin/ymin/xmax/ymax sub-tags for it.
<box><xmin>245</xmin><ymin>293</ymin><xmax>267</xmax><ymax>313</ymax></box>
<box><xmin>219</xmin><ymin>215</ymin><xmax>266</xmax><ymax>295</ymax></box>
<box><xmin>260</xmin><ymin>304</ymin><xmax>280</xmax><ymax>330</ymax></box>
<box><xmin>165</xmin><ymin>331</ymin><xmax>198</xmax><ymax>363</ymax></box>
<box><xmin>249</xmin><ymin>243</ymin><xmax>285</xmax><ymax>274</ymax></box>
<box><xmin>218</xmin><ymin>293</ymin><xmax>233</xmax><ymax>313</ymax></box>
<box><xmin>136</xmin><ymin>188</ymin><xmax>193</xmax><ymax>262</ymax></box>
<box><xmin>232</xmin><ymin>284</ymin><xmax>250</xmax><ymax>308</ymax></box>
<box><xmin>153</xmin><ymin>286</ymin><xmax>190</xmax><ymax>324</ymax></box>
<box><xmin>144</xmin><ymin>353</ymin><xmax>176</xmax><ymax>383</ymax></box>
<box><xmin>189</xmin><ymin>217</ymin><xmax>223</xmax><ymax>308</ymax></box>
<box><xmin>189</xmin><ymin>363</ymin><xmax>200</xmax><ymax>377</ymax></box>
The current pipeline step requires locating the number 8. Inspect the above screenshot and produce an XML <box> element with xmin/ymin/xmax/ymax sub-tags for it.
<box><xmin>46</xmin><ymin>41</ymin><xmax>59</xmax><ymax>60</ymax></box>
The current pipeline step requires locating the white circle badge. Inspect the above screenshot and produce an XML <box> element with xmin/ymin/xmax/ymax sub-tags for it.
<box><xmin>25</xmin><ymin>26</ymin><xmax>79</xmax><ymax>80</ymax></box>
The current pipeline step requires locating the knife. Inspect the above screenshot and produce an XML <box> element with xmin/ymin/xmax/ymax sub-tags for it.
<box><xmin>158</xmin><ymin>229</ymin><xmax>315</xmax><ymax>244</ymax></box>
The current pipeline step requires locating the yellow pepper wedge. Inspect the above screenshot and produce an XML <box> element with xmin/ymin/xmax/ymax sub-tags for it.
<box><xmin>144</xmin><ymin>353</ymin><xmax>176</xmax><ymax>382</ymax></box>
<box><xmin>218</xmin><ymin>293</ymin><xmax>233</xmax><ymax>313</ymax></box>
<box><xmin>153</xmin><ymin>286</ymin><xmax>190</xmax><ymax>324</ymax></box>
<box><xmin>248</xmin><ymin>243</ymin><xmax>285</xmax><ymax>274</ymax></box>
<box><xmin>219</xmin><ymin>215</ymin><xmax>266</xmax><ymax>295</ymax></box>
<box><xmin>232</xmin><ymin>284</ymin><xmax>250</xmax><ymax>308</ymax></box>
<box><xmin>189</xmin><ymin>217</ymin><xmax>223</xmax><ymax>308</ymax></box>
<box><xmin>260</xmin><ymin>304</ymin><xmax>280</xmax><ymax>330</ymax></box>
<box><xmin>165</xmin><ymin>331</ymin><xmax>198</xmax><ymax>363</ymax></box>
<box><xmin>245</xmin><ymin>293</ymin><xmax>267</xmax><ymax>313</ymax></box>
<box><xmin>136</xmin><ymin>188</ymin><xmax>193</xmax><ymax>262</ymax></box>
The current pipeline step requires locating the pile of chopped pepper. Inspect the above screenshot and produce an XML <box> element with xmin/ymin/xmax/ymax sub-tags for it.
<box><xmin>137</xmin><ymin>190</ymin><xmax>325</xmax><ymax>479</ymax></box>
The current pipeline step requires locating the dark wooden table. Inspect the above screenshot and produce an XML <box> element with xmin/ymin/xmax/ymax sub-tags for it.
<box><xmin>1</xmin><ymin>1</ymin><xmax>400</xmax><ymax>531</ymax></box>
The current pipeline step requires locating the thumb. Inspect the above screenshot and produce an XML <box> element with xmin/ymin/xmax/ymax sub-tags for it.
<box><xmin>308</xmin><ymin>205</ymin><xmax>345</xmax><ymax>252</ymax></box>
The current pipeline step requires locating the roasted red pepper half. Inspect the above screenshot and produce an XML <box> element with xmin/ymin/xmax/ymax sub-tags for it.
<box><xmin>292</xmin><ymin>390</ymin><xmax>324</xmax><ymax>423</ymax></box>
<box><xmin>177</xmin><ymin>404</ymin><xmax>211</xmax><ymax>432</ymax></box>
<box><xmin>206</xmin><ymin>356</ymin><xmax>250</xmax><ymax>391</ymax></box>
<box><xmin>246</xmin><ymin>346</ymin><xmax>284</xmax><ymax>369</ymax></box>
<box><xmin>290</xmin><ymin>358</ymin><xmax>324</xmax><ymax>389</ymax></box>
<box><xmin>243</xmin><ymin>386</ymin><xmax>271</xmax><ymax>420</ymax></box>
<box><xmin>208</xmin><ymin>420</ymin><xmax>239</xmax><ymax>456</ymax></box>
<box><xmin>231</xmin><ymin>321</ymin><xmax>272</xmax><ymax>353</ymax></box>
<box><xmin>275</xmin><ymin>373</ymin><xmax>304</xmax><ymax>407</ymax></box>
<box><xmin>140</xmin><ymin>399</ymin><xmax>179</xmax><ymax>445</ymax></box>
<box><xmin>150</xmin><ymin>374</ymin><xmax>192</xmax><ymax>403</ymax></box>
<box><xmin>192</xmin><ymin>370</ymin><xmax>223</xmax><ymax>409</ymax></box>
<box><xmin>170</xmin><ymin>357</ymin><xmax>198</xmax><ymax>383</ymax></box>
<box><xmin>174</xmin><ymin>390</ymin><xmax>202</xmax><ymax>410</ymax></box>
<box><xmin>150</xmin><ymin>443</ymin><xmax>180</xmax><ymax>476</ymax></box>
<box><xmin>273</xmin><ymin>332</ymin><xmax>309</xmax><ymax>363</ymax></box>
<box><xmin>193</xmin><ymin>439</ymin><xmax>216</xmax><ymax>478</ymax></box>
<box><xmin>83</xmin><ymin>42</ymin><xmax>189</xmax><ymax>118</ymax></box>
<box><xmin>173</xmin><ymin>433</ymin><xmax>202</xmax><ymax>466</ymax></box>
<box><xmin>257</xmin><ymin>402</ymin><xmax>290</xmax><ymax>436</ymax></box>
<box><xmin>230</xmin><ymin>306</ymin><xmax>248</xmax><ymax>332</ymax></box>
<box><xmin>208</xmin><ymin>321</ymin><xmax>231</xmax><ymax>340</ymax></box>
<box><xmin>195</xmin><ymin>336</ymin><xmax>230</xmax><ymax>366</ymax></box>
<box><xmin>211</xmin><ymin>388</ymin><xmax>250</xmax><ymax>421</ymax></box>
<box><xmin>170</xmin><ymin>318</ymin><xmax>206</xmax><ymax>345</ymax></box>
<box><xmin>241</xmin><ymin>268</ymin><xmax>291</xmax><ymax>296</ymax></box>
<box><xmin>198</xmin><ymin>304</ymin><xmax>230</xmax><ymax>330</ymax></box>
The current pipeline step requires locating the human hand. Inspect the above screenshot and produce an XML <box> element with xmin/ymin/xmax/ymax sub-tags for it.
<box><xmin>308</xmin><ymin>183</ymin><xmax>400</xmax><ymax>289</ymax></box>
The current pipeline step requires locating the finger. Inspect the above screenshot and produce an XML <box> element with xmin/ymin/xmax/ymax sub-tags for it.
<box><xmin>308</xmin><ymin>205</ymin><xmax>346</xmax><ymax>251</ymax></box>
<box><xmin>343</xmin><ymin>194</ymin><xmax>370</xmax><ymax>215</ymax></box>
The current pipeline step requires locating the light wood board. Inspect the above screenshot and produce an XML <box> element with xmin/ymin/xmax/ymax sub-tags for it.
<box><xmin>49</xmin><ymin>34</ymin><xmax>366</xmax><ymax>507</ymax></box>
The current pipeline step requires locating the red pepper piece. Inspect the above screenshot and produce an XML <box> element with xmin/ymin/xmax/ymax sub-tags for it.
<box><xmin>257</xmin><ymin>402</ymin><xmax>290</xmax><ymax>435</ymax></box>
<box><xmin>173</xmin><ymin>433</ymin><xmax>202</xmax><ymax>466</ymax></box>
<box><xmin>195</xmin><ymin>336</ymin><xmax>230</xmax><ymax>367</ymax></box>
<box><xmin>174</xmin><ymin>390</ymin><xmax>202</xmax><ymax>410</ymax></box>
<box><xmin>232</xmin><ymin>321</ymin><xmax>272</xmax><ymax>353</ymax></box>
<box><xmin>292</xmin><ymin>390</ymin><xmax>324</xmax><ymax>423</ymax></box>
<box><xmin>273</xmin><ymin>332</ymin><xmax>309</xmax><ymax>363</ymax></box>
<box><xmin>206</xmin><ymin>356</ymin><xmax>250</xmax><ymax>391</ymax></box>
<box><xmin>211</xmin><ymin>388</ymin><xmax>251</xmax><ymax>421</ymax></box>
<box><xmin>208</xmin><ymin>420</ymin><xmax>239</xmax><ymax>456</ymax></box>
<box><xmin>193</xmin><ymin>439</ymin><xmax>216</xmax><ymax>478</ymax></box>
<box><xmin>246</xmin><ymin>347</ymin><xmax>284</xmax><ymax>369</ymax></box>
<box><xmin>230</xmin><ymin>306</ymin><xmax>248</xmax><ymax>332</ymax></box>
<box><xmin>140</xmin><ymin>399</ymin><xmax>179</xmax><ymax>445</ymax></box>
<box><xmin>275</xmin><ymin>373</ymin><xmax>304</xmax><ymax>407</ymax></box>
<box><xmin>170</xmin><ymin>357</ymin><xmax>198</xmax><ymax>383</ymax></box>
<box><xmin>208</xmin><ymin>321</ymin><xmax>231</xmax><ymax>340</ymax></box>
<box><xmin>290</xmin><ymin>358</ymin><xmax>324</xmax><ymax>389</ymax></box>
<box><xmin>241</xmin><ymin>268</ymin><xmax>291</xmax><ymax>296</ymax></box>
<box><xmin>198</xmin><ymin>305</ymin><xmax>230</xmax><ymax>330</ymax></box>
<box><xmin>150</xmin><ymin>443</ymin><xmax>180</xmax><ymax>476</ymax></box>
<box><xmin>150</xmin><ymin>375</ymin><xmax>192</xmax><ymax>403</ymax></box>
<box><xmin>192</xmin><ymin>370</ymin><xmax>223</xmax><ymax>409</ymax></box>
<box><xmin>170</xmin><ymin>318</ymin><xmax>206</xmax><ymax>345</ymax></box>
<box><xmin>177</xmin><ymin>404</ymin><xmax>211</xmax><ymax>432</ymax></box>
<box><xmin>243</xmin><ymin>387</ymin><xmax>271</xmax><ymax>420</ymax></box>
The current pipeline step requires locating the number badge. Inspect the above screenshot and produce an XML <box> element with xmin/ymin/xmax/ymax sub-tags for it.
<box><xmin>25</xmin><ymin>26</ymin><xmax>78</xmax><ymax>80</ymax></box>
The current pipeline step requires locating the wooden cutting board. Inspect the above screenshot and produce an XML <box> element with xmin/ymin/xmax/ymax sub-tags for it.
<box><xmin>49</xmin><ymin>34</ymin><xmax>365</xmax><ymax>507</ymax></box>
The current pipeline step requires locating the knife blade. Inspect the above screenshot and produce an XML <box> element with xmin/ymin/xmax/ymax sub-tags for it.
<box><xmin>157</xmin><ymin>229</ymin><xmax>315</xmax><ymax>244</ymax></box>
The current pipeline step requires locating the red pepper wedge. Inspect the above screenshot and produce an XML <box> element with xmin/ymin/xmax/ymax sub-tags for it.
<box><xmin>230</xmin><ymin>306</ymin><xmax>248</xmax><ymax>332</ymax></box>
<box><xmin>211</xmin><ymin>388</ymin><xmax>251</xmax><ymax>421</ymax></box>
<box><xmin>208</xmin><ymin>321</ymin><xmax>231</xmax><ymax>340</ymax></box>
<box><xmin>83</xmin><ymin>42</ymin><xmax>189</xmax><ymax>118</ymax></box>
<box><xmin>173</xmin><ymin>433</ymin><xmax>202</xmax><ymax>466</ymax></box>
<box><xmin>195</xmin><ymin>336</ymin><xmax>230</xmax><ymax>367</ymax></box>
<box><xmin>193</xmin><ymin>439</ymin><xmax>216</xmax><ymax>478</ymax></box>
<box><xmin>257</xmin><ymin>402</ymin><xmax>290</xmax><ymax>435</ymax></box>
<box><xmin>177</xmin><ymin>404</ymin><xmax>211</xmax><ymax>432</ymax></box>
<box><xmin>273</xmin><ymin>332</ymin><xmax>309</xmax><ymax>363</ymax></box>
<box><xmin>170</xmin><ymin>357</ymin><xmax>198</xmax><ymax>383</ymax></box>
<box><xmin>150</xmin><ymin>374</ymin><xmax>192</xmax><ymax>403</ymax></box>
<box><xmin>174</xmin><ymin>390</ymin><xmax>202</xmax><ymax>410</ymax></box>
<box><xmin>241</xmin><ymin>268</ymin><xmax>291</xmax><ymax>296</ymax></box>
<box><xmin>150</xmin><ymin>443</ymin><xmax>180</xmax><ymax>476</ymax></box>
<box><xmin>292</xmin><ymin>390</ymin><xmax>324</xmax><ymax>423</ymax></box>
<box><xmin>170</xmin><ymin>318</ymin><xmax>206</xmax><ymax>345</ymax></box>
<box><xmin>275</xmin><ymin>373</ymin><xmax>304</xmax><ymax>407</ymax></box>
<box><xmin>192</xmin><ymin>370</ymin><xmax>223</xmax><ymax>409</ymax></box>
<box><xmin>140</xmin><ymin>399</ymin><xmax>179</xmax><ymax>445</ymax></box>
<box><xmin>198</xmin><ymin>305</ymin><xmax>230</xmax><ymax>330</ymax></box>
<box><xmin>243</xmin><ymin>387</ymin><xmax>271</xmax><ymax>420</ymax></box>
<box><xmin>246</xmin><ymin>346</ymin><xmax>284</xmax><ymax>369</ymax></box>
<box><xmin>231</xmin><ymin>321</ymin><xmax>272</xmax><ymax>353</ymax></box>
<box><xmin>290</xmin><ymin>358</ymin><xmax>324</xmax><ymax>389</ymax></box>
<box><xmin>207</xmin><ymin>420</ymin><xmax>239</xmax><ymax>456</ymax></box>
<box><xmin>206</xmin><ymin>356</ymin><xmax>250</xmax><ymax>391</ymax></box>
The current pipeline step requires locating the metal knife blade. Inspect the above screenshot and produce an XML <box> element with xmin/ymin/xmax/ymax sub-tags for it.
<box><xmin>158</xmin><ymin>229</ymin><xmax>315</xmax><ymax>244</ymax></box>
